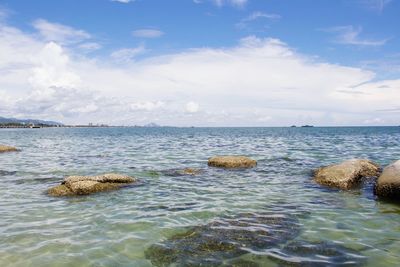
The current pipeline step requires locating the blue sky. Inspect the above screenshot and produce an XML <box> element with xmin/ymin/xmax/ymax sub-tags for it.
<box><xmin>5</xmin><ymin>0</ymin><xmax>398</xmax><ymax>65</ymax></box>
<box><xmin>0</xmin><ymin>0</ymin><xmax>399</xmax><ymax>126</ymax></box>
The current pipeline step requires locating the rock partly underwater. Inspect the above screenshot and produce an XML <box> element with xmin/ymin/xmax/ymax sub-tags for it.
<box><xmin>208</xmin><ymin>156</ymin><xmax>257</xmax><ymax>169</ymax></box>
<box><xmin>47</xmin><ymin>173</ymin><xmax>136</xmax><ymax>196</ymax></box>
<box><xmin>314</xmin><ymin>159</ymin><xmax>380</xmax><ymax>189</ymax></box>
<box><xmin>145</xmin><ymin>211</ymin><xmax>301</xmax><ymax>266</ymax></box>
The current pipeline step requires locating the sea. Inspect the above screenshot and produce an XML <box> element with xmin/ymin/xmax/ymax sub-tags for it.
<box><xmin>1</xmin><ymin>126</ymin><xmax>400</xmax><ymax>266</ymax></box>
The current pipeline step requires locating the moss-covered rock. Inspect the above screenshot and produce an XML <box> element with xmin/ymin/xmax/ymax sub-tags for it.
<box><xmin>145</xmin><ymin>212</ymin><xmax>300</xmax><ymax>266</ymax></box>
<box><xmin>208</xmin><ymin>156</ymin><xmax>257</xmax><ymax>169</ymax></box>
<box><xmin>47</xmin><ymin>173</ymin><xmax>136</xmax><ymax>197</ymax></box>
<box><xmin>0</xmin><ymin>145</ymin><xmax>18</xmax><ymax>153</ymax></box>
<box><xmin>314</xmin><ymin>159</ymin><xmax>380</xmax><ymax>189</ymax></box>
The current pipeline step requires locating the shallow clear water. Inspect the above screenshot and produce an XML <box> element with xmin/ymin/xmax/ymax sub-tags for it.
<box><xmin>1</xmin><ymin>127</ymin><xmax>400</xmax><ymax>266</ymax></box>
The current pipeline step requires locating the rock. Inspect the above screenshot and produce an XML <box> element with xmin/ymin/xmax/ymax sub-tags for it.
<box><xmin>48</xmin><ymin>173</ymin><xmax>136</xmax><ymax>197</ymax></box>
<box><xmin>180</xmin><ymin>168</ymin><xmax>202</xmax><ymax>175</ymax></box>
<box><xmin>314</xmin><ymin>159</ymin><xmax>380</xmax><ymax>189</ymax></box>
<box><xmin>375</xmin><ymin>160</ymin><xmax>400</xmax><ymax>199</ymax></box>
<box><xmin>161</xmin><ymin>168</ymin><xmax>203</xmax><ymax>176</ymax></box>
<box><xmin>0</xmin><ymin>145</ymin><xmax>18</xmax><ymax>153</ymax></box>
<box><xmin>269</xmin><ymin>240</ymin><xmax>366</xmax><ymax>266</ymax></box>
<box><xmin>47</xmin><ymin>184</ymin><xmax>74</xmax><ymax>196</ymax></box>
<box><xmin>208</xmin><ymin>156</ymin><xmax>257</xmax><ymax>169</ymax></box>
<box><xmin>63</xmin><ymin>173</ymin><xmax>134</xmax><ymax>185</ymax></box>
<box><xmin>145</xmin><ymin>212</ymin><xmax>300</xmax><ymax>266</ymax></box>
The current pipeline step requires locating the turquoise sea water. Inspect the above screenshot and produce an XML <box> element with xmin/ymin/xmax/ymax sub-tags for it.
<box><xmin>1</xmin><ymin>127</ymin><xmax>400</xmax><ymax>266</ymax></box>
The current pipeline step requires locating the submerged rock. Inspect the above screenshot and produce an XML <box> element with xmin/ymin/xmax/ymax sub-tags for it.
<box><xmin>161</xmin><ymin>168</ymin><xmax>203</xmax><ymax>177</ymax></box>
<box><xmin>314</xmin><ymin>159</ymin><xmax>380</xmax><ymax>190</ymax></box>
<box><xmin>181</xmin><ymin>168</ymin><xmax>202</xmax><ymax>175</ymax></box>
<box><xmin>47</xmin><ymin>173</ymin><xmax>136</xmax><ymax>197</ymax></box>
<box><xmin>0</xmin><ymin>170</ymin><xmax>17</xmax><ymax>176</ymax></box>
<box><xmin>375</xmin><ymin>160</ymin><xmax>400</xmax><ymax>199</ymax></box>
<box><xmin>208</xmin><ymin>156</ymin><xmax>257</xmax><ymax>169</ymax></box>
<box><xmin>269</xmin><ymin>240</ymin><xmax>366</xmax><ymax>266</ymax></box>
<box><xmin>0</xmin><ymin>145</ymin><xmax>18</xmax><ymax>153</ymax></box>
<box><xmin>145</xmin><ymin>212</ymin><xmax>300</xmax><ymax>266</ymax></box>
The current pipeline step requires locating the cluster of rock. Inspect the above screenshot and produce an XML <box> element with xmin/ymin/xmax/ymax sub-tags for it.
<box><xmin>47</xmin><ymin>173</ymin><xmax>136</xmax><ymax>197</ymax></box>
<box><xmin>0</xmin><ymin>144</ymin><xmax>18</xmax><ymax>153</ymax></box>
<box><xmin>4</xmin><ymin>142</ymin><xmax>399</xmax><ymax>201</ymax></box>
<box><xmin>46</xmin><ymin>155</ymin><xmax>256</xmax><ymax>197</ymax></box>
<box><xmin>313</xmin><ymin>158</ymin><xmax>400</xmax><ymax>200</ymax></box>
<box><xmin>0</xmin><ymin>145</ymin><xmax>256</xmax><ymax>197</ymax></box>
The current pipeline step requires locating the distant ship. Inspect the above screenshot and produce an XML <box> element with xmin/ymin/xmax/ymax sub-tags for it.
<box><xmin>301</xmin><ymin>125</ymin><xmax>314</xmax><ymax>128</ymax></box>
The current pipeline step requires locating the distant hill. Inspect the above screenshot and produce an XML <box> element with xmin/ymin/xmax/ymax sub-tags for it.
<box><xmin>0</xmin><ymin>116</ymin><xmax>63</xmax><ymax>126</ymax></box>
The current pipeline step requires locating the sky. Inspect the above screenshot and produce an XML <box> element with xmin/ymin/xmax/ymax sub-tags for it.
<box><xmin>0</xmin><ymin>0</ymin><xmax>399</xmax><ymax>126</ymax></box>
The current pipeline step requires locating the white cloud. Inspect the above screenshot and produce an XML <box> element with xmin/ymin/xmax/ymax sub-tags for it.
<box><xmin>360</xmin><ymin>0</ymin><xmax>392</xmax><ymax>13</ymax></box>
<box><xmin>244</xmin><ymin>11</ymin><xmax>281</xmax><ymax>21</ymax></box>
<box><xmin>214</xmin><ymin>0</ymin><xmax>247</xmax><ymax>7</ymax></box>
<box><xmin>0</xmin><ymin>19</ymin><xmax>400</xmax><ymax>126</ymax></box>
<box><xmin>237</xmin><ymin>11</ymin><xmax>281</xmax><ymax>29</ymax></box>
<box><xmin>0</xmin><ymin>7</ymin><xmax>10</xmax><ymax>21</ymax></box>
<box><xmin>324</xmin><ymin>26</ymin><xmax>388</xmax><ymax>46</ymax></box>
<box><xmin>130</xmin><ymin>101</ymin><xmax>164</xmax><ymax>111</ymax></box>
<box><xmin>363</xmin><ymin>117</ymin><xmax>384</xmax><ymax>124</ymax></box>
<box><xmin>110</xmin><ymin>45</ymin><xmax>146</xmax><ymax>62</ymax></box>
<box><xmin>195</xmin><ymin>0</ymin><xmax>248</xmax><ymax>7</ymax></box>
<box><xmin>32</xmin><ymin>19</ymin><xmax>91</xmax><ymax>45</ymax></box>
<box><xmin>79</xmin><ymin>42</ymin><xmax>102</xmax><ymax>51</ymax></box>
<box><xmin>186</xmin><ymin>101</ymin><xmax>200</xmax><ymax>113</ymax></box>
<box><xmin>29</xmin><ymin>42</ymin><xmax>81</xmax><ymax>89</ymax></box>
<box><xmin>111</xmin><ymin>0</ymin><xmax>134</xmax><ymax>3</ymax></box>
<box><xmin>132</xmin><ymin>29</ymin><xmax>164</xmax><ymax>38</ymax></box>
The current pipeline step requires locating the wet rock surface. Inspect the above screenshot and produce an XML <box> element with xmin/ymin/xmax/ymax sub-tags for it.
<box><xmin>375</xmin><ymin>160</ymin><xmax>400</xmax><ymax>199</ymax></box>
<box><xmin>145</xmin><ymin>212</ymin><xmax>300</xmax><ymax>266</ymax></box>
<box><xmin>47</xmin><ymin>173</ymin><xmax>136</xmax><ymax>196</ymax></box>
<box><xmin>208</xmin><ymin>156</ymin><xmax>257</xmax><ymax>169</ymax></box>
<box><xmin>0</xmin><ymin>145</ymin><xmax>18</xmax><ymax>153</ymax></box>
<box><xmin>314</xmin><ymin>159</ymin><xmax>380</xmax><ymax>189</ymax></box>
<box><xmin>269</xmin><ymin>240</ymin><xmax>367</xmax><ymax>266</ymax></box>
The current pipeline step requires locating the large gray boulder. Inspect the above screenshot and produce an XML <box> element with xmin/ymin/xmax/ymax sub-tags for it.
<box><xmin>208</xmin><ymin>156</ymin><xmax>257</xmax><ymax>169</ymax></box>
<box><xmin>0</xmin><ymin>144</ymin><xmax>18</xmax><ymax>153</ymax></box>
<box><xmin>48</xmin><ymin>173</ymin><xmax>136</xmax><ymax>197</ymax></box>
<box><xmin>314</xmin><ymin>159</ymin><xmax>380</xmax><ymax>189</ymax></box>
<box><xmin>375</xmin><ymin>160</ymin><xmax>400</xmax><ymax>199</ymax></box>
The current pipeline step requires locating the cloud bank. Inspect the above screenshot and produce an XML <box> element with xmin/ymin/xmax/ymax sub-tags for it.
<box><xmin>0</xmin><ymin>19</ymin><xmax>399</xmax><ymax>126</ymax></box>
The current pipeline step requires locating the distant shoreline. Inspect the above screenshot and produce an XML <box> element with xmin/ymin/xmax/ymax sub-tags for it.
<box><xmin>1</xmin><ymin>125</ymin><xmax>399</xmax><ymax>129</ymax></box>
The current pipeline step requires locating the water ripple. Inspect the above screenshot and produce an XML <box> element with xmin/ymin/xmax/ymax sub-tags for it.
<box><xmin>0</xmin><ymin>127</ymin><xmax>399</xmax><ymax>266</ymax></box>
